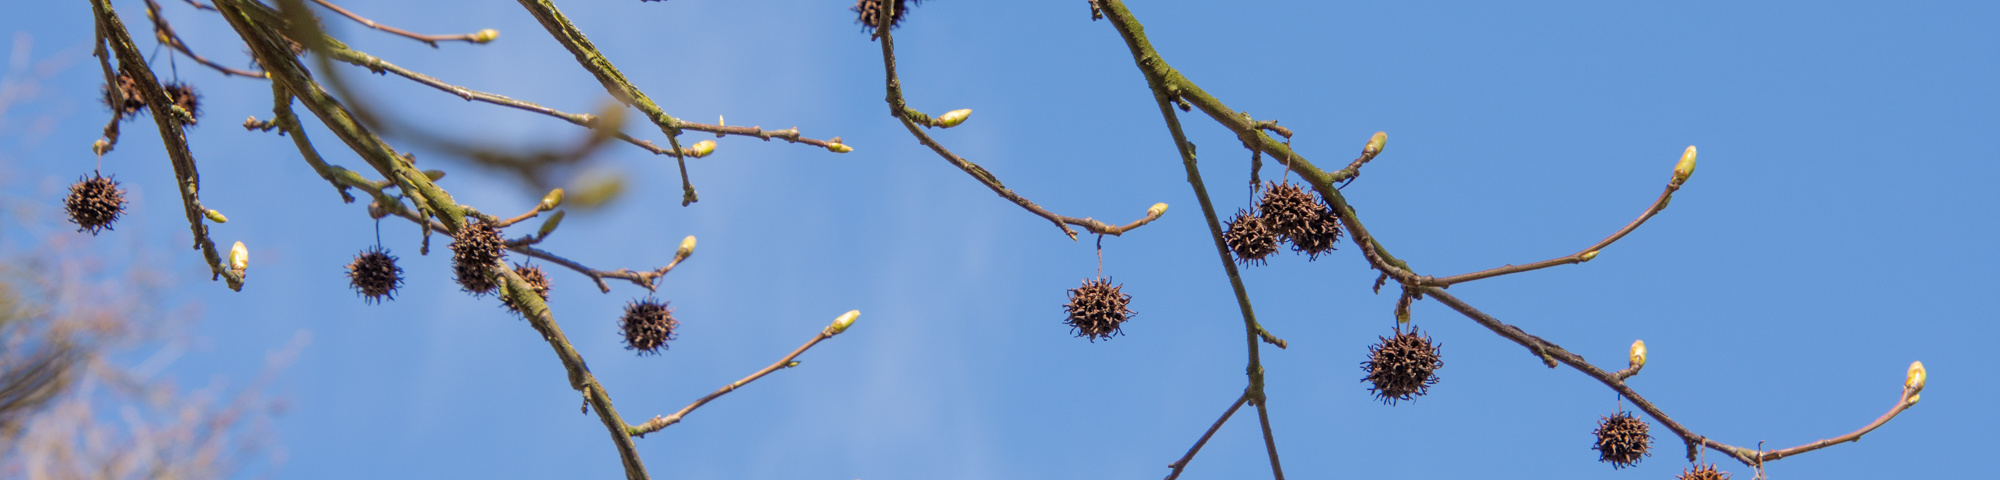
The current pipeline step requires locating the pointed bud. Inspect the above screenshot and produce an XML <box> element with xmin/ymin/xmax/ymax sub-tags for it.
<box><xmin>204</xmin><ymin>209</ymin><xmax>229</xmax><ymax>223</ymax></box>
<box><xmin>826</xmin><ymin>142</ymin><xmax>853</xmax><ymax>153</ymax></box>
<box><xmin>1908</xmin><ymin>393</ymin><xmax>1921</xmax><ymax>405</ymax></box>
<box><xmin>936</xmin><ymin>109</ymin><xmax>973</xmax><ymax>128</ymax></box>
<box><xmin>1148</xmin><ymin>202</ymin><xmax>1169</xmax><ymax>218</ymax></box>
<box><xmin>827</xmin><ymin>310</ymin><xmax>860</xmax><ymax>335</ymax></box>
<box><xmin>1673</xmin><ymin>146</ymin><xmax>1697</xmax><ymax>184</ymax></box>
<box><xmin>677</xmin><ymin>235</ymin><xmax>696</xmax><ymax>258</ymax></box>
<box><xmin>424</xmin><ymin>169</ymin><xmax>447</xmax><ymax>181</ymax></box>
<box><xmin>685</xmin><ymin>140</ymin><xmax>716</xmax><ymax>158</ymax></box>
<box><xmin>540</xmin><ymin>188</ymin><xmax>565</xmax><ymax>210</ymax></box>
<box><xmin>1364</xmin><ymin>131</ymin><xmax>1387</xmax><ymax>155</ymax></box>
<box><xmin>471</xmin><ymin>29</ymin><xmax>500</xmax><ymax>44</ymax></box>
<box><xmin>1580</xmin><ymin>250</ymin><xmax>1599</xmax><ymax>262</ymax></box>
<box><xmin>1906</xmin><ymin>360</ymin><xmax>1926</xmax><ymax>394</ymax></box>
<box><xmin>537</xmin><ymin>210</ymin><xmax>566</xmax><ymax>237</ymax></box>
<box><xmin>228</xmin><ymin>241</ymin><xmax>249</xmax><ymax>272</ymax></box>
<box><xmin>1629</xmin><ymin>340</ymin><xmax>1647</xmax><ymax>369</ymax></box>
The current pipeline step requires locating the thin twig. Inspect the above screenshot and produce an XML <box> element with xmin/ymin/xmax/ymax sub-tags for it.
<box><xmin>509</xmin><ymin>244</ymin><xmax>688</xmax><ymax>294</ymax></box>
<box><xmin>628</xmin><ymin>325</ymin><xmax>844</xmax><ymax>436</ymax></box>
<box><xmin>308</xmin><ymin>0</ymin><xmax>491</xmax><ymax>47</ymax></box>
<box><xmin>1163</xmin><ymin>393</ymin><xmax>1249</xmax><ymax>480</ymax></box>
<box><xmin>1254</xmin><ymin>401</ymin><xmax>1286</xmax><ymax>480</ymax></box>
<box><xmin>144</xmin><ymin>0</ymin><xmax>266</xmax><ymax>78</ymax></box>
<box><xmin>1425</xmin><ymin>177</ymin><xmax>1685</xmax><ymax>286</ymax></box>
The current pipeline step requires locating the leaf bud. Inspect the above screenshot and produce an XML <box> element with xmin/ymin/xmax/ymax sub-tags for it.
<box><xmin>1673</xmin><ymin>145</ymin><xmax>1697</xmax><ymax>184</ymax></box>
<box><xmin>540</xmin><ymin>188</ymin><xmax>565</xmax><ymax>210</ymax></box>
<box><xmin>826</xmin><ymin>142</ymin><xmax>853</xmax><ymax>153</ymax></box>
<box><xmin>1580</xmin><ymin>250</ymin><xmax>1600</xmax><ymax>262</ymax></box>
<box><xmin>677</xmin><ymin>235</ymin><xmax>696</xmax><ymax>258</ymax></box>
<box><xmin>1629</xmin><ymin>339</ymin><xmax>1647</xmax><ymax>370</ymax></box>
<box><xmin>537</xmin><ymin>210</ymin><xmax>566</xmax><ymax>238</ymax></box>
<box><xmin>229</xmin><ymin>241</ymin><xmax>249</xmax><ymax>272</ymax></box>
<box><xmin>424</xmin><ymin>169</ymin><xmax>447</xmax><ymax>181</ymax></box>
<box><xmin>204</xmin><ymin>209</ymin><xmax>229</xmax><ymax>223</ymax></box>
<box><xmin>936</xmin><ymin>108</ymin><xmax>973</xmax><ymax>128</ymax></box>
<box><xmin>1906</xmin><ymin>360</ymin><xmax>1926</xmax><ymax>394</ymax></box>
<box><xmin>1364</xmin><ymin>131</ymin><xmax>1387</xmax><ymax>155</ymax></box>
<box><xmin>827</xmin><ymin>310</ymin><xmax>860</xmax><ymax>335</ymax></box>
<box><xmin>1148</xmin><ymin>202</ymin><xmax>1169</xmax><ymax>218</ymax></box>
<box><xmin>686</xmin><ymin>140</ymin><xmax>716</xmax><ymax>158</ymax></box>
<box><xmin>471</xmin><ymin>29</ymin><xmax>500</xmax><ymax>44</ymax></box>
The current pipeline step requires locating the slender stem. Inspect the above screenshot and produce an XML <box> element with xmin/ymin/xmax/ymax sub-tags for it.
<box><xmin>309</xmin><ymin>0</ymin><xmax>489</xmax><ymax>47</ymax></box>
<box><xmin>1254</xmin><ymin>401</ymin><xmax>1286</xmax><ymax>480</ymax></box>
<box><xmin>509</xmin><ymin>244</ymin><xmax>688</xmax><ymax>294</ymax></box>
<box><xmin>143</xmin><ymin>0</ymin><xmax>266</xmax><ymax>78</ymax></box>
<box><xmin>628</xmin><ymin>327</ymin><xmax>841</xmax><ymax>436</ymax></box>
<box><xmin>1427</xmin><ymin>180</ymin><xmax>1682</xmax><ymax>286</ymax></box>
<box><xmin>1163</xmin><ymin>393</ymin><xmax>1249</xmax><ymax>480</ymax></box>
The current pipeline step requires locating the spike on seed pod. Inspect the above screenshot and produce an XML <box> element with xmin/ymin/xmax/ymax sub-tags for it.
<box><xmin>1676</xmin><ymin>463</ymin><xmax>1732</xmax><ymax>480</ymax></box>
<box><xmin>619</xmin><ymin>298</ymin><xmax>679</xmax><ymax>355</ymax></box>
<box><xmin>449</xmin><ymin>220</ymin><xmax>507</xmax><ymax>295</ymax></box>
<box><xmin>1223</xmin><ymin>209</ymin><xmax>1278</xmax><ymax>266</ymax></box>
<box><xmin>64</xmin><ymin>173</ymin><xmax>127</xmax><ymax>235</ymax></box>
<box><xmin>1292</xmin><ymin>205</ymin><xmax>1344</xmax><ymax>260</ymax></box>
<box><xmin>346</xmin><ymin>247</ymin><xmax>404</xmax><ymax>304</ymax></box>
<box><xmin>1063</xmin><ymin>276</ymin><xmax>1133</xmax><ymax>342</ymax></box>
<box><xmin>1592</xmin><ymin>411</ymin><xmax>1653</xmax><ymax>469</ymax></box>
<box><xmin>1361</xmin><ymin>325</ymin><xmax>1443</xmax><ymax>405</ymax></box>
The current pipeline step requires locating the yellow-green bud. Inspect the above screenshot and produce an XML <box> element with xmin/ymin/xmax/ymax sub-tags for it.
<box><xmin>541</xmin><ymin>188</ymin><xmax>565</xmax><ymax>210</ymax></box>
<box><xmin>1364</xmin><ymin>131</ymin><xmax>1387</xmax><ymax>155</ymax></box>
<box><xmin>826</xmin><ymin>142</ymin><xmax>853</xmax><ymax>153</ymax></box>
<box><xmin>677</xmin><ymin>235</ymin><xmax>696</xmax><ymax>258</ymax></box>
<box><xmin>1673</xmin><ymin>145</ymin><xmax>1697</xmax><ymax>184</ymax></box>
<box><xmin>1148</xmin><ymin>202</ymin><xmax>1169</xmax><ymax>218</ymax></box>
<box><xmin>1908</xmin><ymin>393</ymin><xmax>1921</xmax><ymax>405</ymax></box>
<box><xmin>471</xmin><ymin>29</ymin><xmax>499</xmax><ymax>44</ymax></box>
<box><xmin>1906</xmin><ymin>360</ymin><xmax>1926</xmax><ymax>393</ymax></box>
<box><xmin>228</xmin><ymin>241</ymin><xmax>249</xmax><ymax>272</ymax></box>
<box><xmin>827</xmin><ymin>310</ymin><xmax>860</xmax><ymax>335</ymax></box>
<box><xmin>204</xmin><ymin>209</ymin><xmax>229</xmax><ymax>223</ymax></box>
<box><xmin>686</xmin><ymin>140</ymin><xmax>716</xmax><ymax>158</ymax></box>
<box><xmin>1629</xmin><ymin>339</ymin><xmax>1647</xmax><ymax>369</ymax></box>
<box><xmin>1580</xmin><ymin>250</ymin><xmax>1599</xmax><ymax>262</ymax></box>
<box><xmin>538</xmin><ymin>210</ymin><xmax>566</xmax><ymax>237</ymax></box>
<box><xmin>936</xmin><ymin>109</ymin><xmax>972</xmax><ymax>128</ymax></box>
<box><xmin>424</xmin><ymin>169</ymin><xmax>447</xmax><ymax>181</ymax></box>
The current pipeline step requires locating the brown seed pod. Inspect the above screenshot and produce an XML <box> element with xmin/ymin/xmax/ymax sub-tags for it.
<box><xmin>449</xmin><ymin>220</ymin><xmax>506</xmax><ymax>296</ymax></box>
<box><xmin>1593</xmin><ymin>411</ymin><xmax>1654</xmax><ymax>469</ymax></box>
<box><xmin>1676</xmin><ymin>463</ymin><xmax>1731</xmax><ymax>480</ymax></box>
<box><xmin>1290</xmin><ymin>204</ymin><xmax>1344</xmax><ymax>260</ymax></box>
<box><xmin>1360</xmin><ymin>325</ymin><xmax>1443</xmax><ymax>405</ymax></box>
<box><xmin>346</xmin><ymin>246</ymin><xmax>404</xmax><ymax>304</ymax></box>
<box><xmin>619</xmin><ymin>298</ymin><xmax>678</xmax><ymax>355</ymax></box>
<box><xmin>502</xmin><ymin>263</ymin><xmax>553</xmax><ymax>316</ymax></box>
<box><xmin>852</xmin><ymin>0</ymin><xmax>923</xmax><ymax>33</ymax></box>
<box><xmin>101</xmin><ymin>72</ymin><xmax>147</xmax><ymax>118</ymax></box>
<box><xmin>64</xmin><ymin>173</ymin><xmax>127</xmax><ymax>235</ymax></box>
<box><xmin>163</xmin><ymin>82</ymin><xmax>201</xmax><ymax>125</ymax></box>
<box><xmin>1224</xmin><ymin>209</ymin><xmax>1279</xmax><ymax>266</ymax></box>
<box><xmin>1063</xmin><ymin>276</ymin><xmax>1134</xmax><ymax>342</ymax></box>
<box><xmin>1256</xmin><ymin>182</ymin><xmax>1324</xmax><ymax>246</ymax></box>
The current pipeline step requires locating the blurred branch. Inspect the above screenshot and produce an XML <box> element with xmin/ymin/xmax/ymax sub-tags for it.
<box><xmin>495</xmin><ymin>265</ymin><xmax>650</xmax><ymax>480</ymax></box>
<box><xmin>144</xmin><ymin>0</ymin><xmax>267</xmax><ymax>78</ymax></box>
<box><xmin>873</xmin><ymin>9</ymin><xmax>1167</xmax><ymax>241</ymax></box>
<box><xmin>309</xmin><ymin>0</ymin><xmax>493</xmax><ymax>47</ymax></box>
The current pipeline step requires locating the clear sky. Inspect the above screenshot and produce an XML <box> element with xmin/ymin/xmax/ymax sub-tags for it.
<box><xmin>3</xmin><ymin>0</ymin><xmax>1997</xmax><ymax>478</ymax></box>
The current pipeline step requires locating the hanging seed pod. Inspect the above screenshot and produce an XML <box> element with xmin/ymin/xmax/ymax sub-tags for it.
<box><xmin>101</xmin><ymin>72</ymin><xmax>147</xmax><ymax>118</ymax></box>
<box><xmin>449</xmin><ymin>220</ymin><xmax>507</xmax><ymax>295</ymax></box>
<box><xmin>64</xmin><ymin>173</ymin><xmax>127</xmax><ymax>235</ymax></box>
<box><xmin>163</xmin><ymin>82</ymin><xmax>201</xmax><ymax>125</ymax></box>
<box><xmin>853</xmin><ymin>0</ymin><xmax>923</xmax><ymax>33</ymax></box>
<box><xmin>502</xmin><ymin>263</ymin><xmax>552</xmax><ymax>316</ymax></box>
<box><xmin>619</xmin><ymin>298</ymin><xmax>679</xmax><ymax>355</ymax></box>
<box><xmin>1291</xmin><ymin>206</ymin><xmax>1344</xmax><ymax>260</ymax></box>
<box><xmin>1256</xmin><ymin>182</ymin><xmax>1322</xmax><ymax>246</ymax></box>
<box><xmin>346</xmin><ymin>246</ymin><xmax>404</xmax><ymax>304</ymax></box>
<box><xmin>1063</xmin><ymin>276</ymin><xmax>1134</xmax><ymax>342</ymax></box>
<box><xmin>1676</xmin><ymin>463</ymin><xmax>1731</xmax><ymax>480</ymax></box>
<box><xmin>1592</xmin><ymin>411</ymin><xmax>1653</xmax><ymax>469</ymax></box>
<box><xmin>1360</xmin><ymin>325</ymin><xmax>1443</xmax><ymax>405</ymax></box>
<box><xmin>1224</xmin><ymin>209</ymin><xmax>1279</xmax><ymax>266</ymax></box>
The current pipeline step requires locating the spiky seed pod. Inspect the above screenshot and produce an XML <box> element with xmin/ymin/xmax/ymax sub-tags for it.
<box><xmin>101</xmin><ymin>72</ymin><xmax>147</xmax><ymax>118</ymax></box>
<box><xmin>1063</xmin><ymin>276</ymin><xmax>1134</xmax><ymax>342</ymax></box>
<box><xmin>449</xmin><ymin>221</ymin><xmax>507</xmax><ymax>296</ymax></box>
<box><xmin>163</xmin><ymin>82</ymin><xmax>201</xmax><ymax>125</ymax></box>
<box><xmin>346</xmin><ymin>247</ymin><xmax>404</xmax><ymax>304</ymax></box>
<box><xmin>1592</xmin><ymin>411</ymin><xmax>1654</xmax><ymax>469</ymax></box>
<box><xmin>1676</xmin><ymin>463</ymin><xmax>1731</xmax><ymax>480</ymax></box>
<box><xmin>853</xmin><ymin>0</ymin><xmax>922</xmax><ymax>33</ymax></box>
<box><xmin>501</xmin><ymin>263</ymin><xmax>552</xmax><ymax>316</ymax></box>
<box><xmin>619</xmin><ymin>299</ymin><xmax>679</xmax><ymax>355</ymax></box>
<box><xmin>1290</xmin><ymin>206</ymin><xmax>1344</xmax><ymax>260</ymax></box>
<box><xmin>1256</xmin><ymin>181</ymin><xmax>1326</xmax><ymax>247</ymax></box>
<box><xmin>1224</xmin><ymin>209</ymin><xmax>1279</xmax><ymax>266</ymax></box>
<box><xmin>64</xmin><ymin>173</ymin><xmax>127</xmax><ymax>235</ymax></box>
<box><xmin>1360</xmin><ymin>326</ymin><xmax>1443</xmax><ymax>405</ymax></box>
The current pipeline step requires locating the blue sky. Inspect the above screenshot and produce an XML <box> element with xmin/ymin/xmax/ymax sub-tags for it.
<box><xmin>3</xmin><ymin>0</ymin><xmax>1996</xmax><ymax>478</ymax></box>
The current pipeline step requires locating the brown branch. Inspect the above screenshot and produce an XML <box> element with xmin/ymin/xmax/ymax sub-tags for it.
<box><xmin>1253</xmin><ymin>401</ymin><xmax>1286</xmax><ymax>480</ymax></box>
<box><xmin>1423</xmin><ymin>286</ymin><xmax>1919</xmax><ymax>468</ymax></box>
<box><xmin>507</xmin><ymin>244</ymin><xmax>688</xmax><ymax>294</ymax></box>
<box><xmin>874</xmin><ymin>12</ymin><xmax>1165</xmax><ymax>241</ymax></box>
<box><xmin>308</xmin><ymin>0</ymin><xmax>492</xmax><ymax>47</ymax></box>
<box><xmin>628</xmin><ymin>318</ymin><xmax>851</xmax><ymax>437</ymax></box>
<box><xmin>1425</xmin><ymin>174</ymin><xmax>1686</xmax><ymax>286</ymax></box>
<box><xmin>144</xmin><ymin>0</ymin><xmax>266</xmax><ymax>78</ymax></box>
<box><xmin>1163</xmin><ymin>393</ymin><xmax>1248</xmax><ymax>480</ymax></box>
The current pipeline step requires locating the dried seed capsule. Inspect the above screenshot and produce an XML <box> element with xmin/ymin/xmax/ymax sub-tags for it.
<box><xmin>1360</xmin><ymin>326</ymin><xmax>1443</xmax><ymax>405</ymax></box>
<box><xmin>163</xmin><ymin>82</ymin><xmax>201</xmax><ymax>125</ymax></box>
<box><xmin>620</xmin><ymin>298</ymin><xmax>679</xmax><ymax>355</ymax></box>
<box><xmin>449</xmin><ymin>220</ymin><xmax>507</xmax><ymax>295</ymax></box>
<box><xmin>1223</xmin><ymin>209</ymin><xmax>1278</xmax><ymax>266</ymax></box>
<box><xmin>1592</xmin><ymin>411</ymin><xmax>1653</xmax><ymax>469</ymax></box>
<box><xmin>852</xmin><ymin>0</ymin><xmax>924</xmax><ymax>33</ymax></box>
<box><xmin>1063</xmin><ymin>276</ymin><xmax>1134</xmax><ymax>342</ymax></box>
<box><xmin>347</xmin><ymin>247</ymin><xmax>404</xmax><ymax>304</ymax></box>
<box><xmin>1676</xmin><ymin>463</ymin><xmax>1731</xmax><ymax>480</ymax></box>
<box><xmin>64</xmin><ymin>173</ymin><xmax>127</xmax><ymax>235</ymax></box>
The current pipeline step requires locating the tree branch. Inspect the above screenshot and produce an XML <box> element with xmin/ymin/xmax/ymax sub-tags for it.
<box><xmin>1163</xmin><ymin>393</ymin><xmax>1248</xmax><ymax>480</ymax></box>
<box><xmin>309</xmin><ymin>0</ymin><xmax>493</xmax><ymax>47</ymax></box>
<box><xmin>628</xmin><ymin>318</ymin><xmax>852</xmax><ymax>437</ymax></box>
